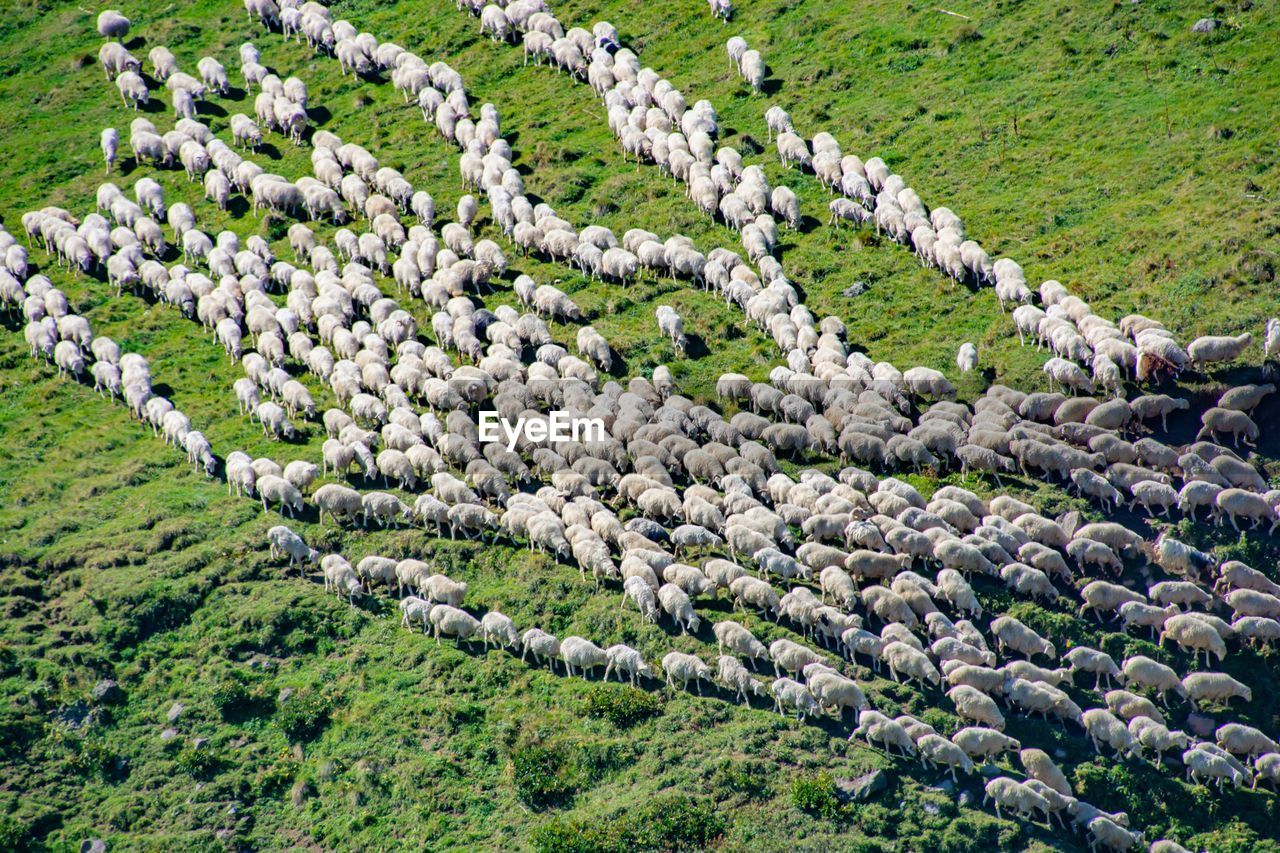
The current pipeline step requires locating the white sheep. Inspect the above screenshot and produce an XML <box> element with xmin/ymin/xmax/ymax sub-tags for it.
<box><xmin>560</xmin><ymin>636</ymin><xmax>607</xmax><ymax>678</ymax></box>
<box><xmin>661</xmin><ymin>651</ymin><xmax>712</xmax><ymax>694</ymax></box>
<box><xmin>429</xmin><ymin>605</ymin><xmax>480</xmax><ymax>644</ymax></box>
<box><xmin>604</xmin><ymin>644</ymin><xmax>653</xmax><ymax>686</ymax></box>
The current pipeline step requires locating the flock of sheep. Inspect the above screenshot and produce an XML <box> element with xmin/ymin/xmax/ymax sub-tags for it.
<box><xmin>2</xmin><ymin>4</ymin><xmax>1273</xmax><ymax>851</ymax></box>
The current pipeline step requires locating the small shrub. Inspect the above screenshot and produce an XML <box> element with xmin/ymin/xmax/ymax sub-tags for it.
<box><xmin>0</xmin><ymin>814</ymin><xmax>31</xmax><ymax>851</ymax></box>
<box><xmin>212</xmin><ymin>675</ymin><xmax>273</xmax><ymax>722</ymax></box>
<box><xmin>263</xmin><ymin>214</ymin><xmax>290</xmax><ymax>243</ymax></box>
<box><xmin>628</xmin><ymin>794</ymin><xmax>725</xmax><ymax>850</ymax></box>
<box><xmin>530</xmin><ymin>794</ymin><xmax>724</xmax><ymax>852</ymax></box>
<box><xmin>583</xmin><ymin>686</ymin><xmax>661</xmax><ymax>728</ymax></box>
<box><xmin>275</xmin><ymin>691</ymin><xmax>331</xmax><ymax>743</ymax></box>
<box><xmin>710</xmin><ymin>758</ymin><xmax>773</xmax><ymax>799</ymax></box>
<box><xmin>511</xmin><ymin>744</ymin><xmax>575</xmax><ymax>809</ymax></box>
<box><xmin>791</xmin><ymin>772</ymin><xmax>842</xmax><ymax>819</ymax></box>
<box><xmin>175</xmin><ymin>745</ymin><xmax>220</xmax><ymax>779</ymax></box>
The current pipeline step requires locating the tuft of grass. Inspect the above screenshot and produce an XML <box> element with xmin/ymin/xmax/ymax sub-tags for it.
<box><xmin>581</xmin><ymin>685</ymin><xmax>662</xmax><ymax>728</ymax></box>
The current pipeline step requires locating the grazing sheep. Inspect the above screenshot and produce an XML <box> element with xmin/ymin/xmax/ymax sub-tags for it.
<box><xmin>853</xmin><ymin>710</ymin><xmax>915</xmax><ymax>755</ymax></box>
<box><xmin>1160</xmin><ymin>613</ymin><xmax>1227</xmax><ymax>665</ymax></box>
<box><xmin>662</xmin><ymin>651</ymin><xmax>713</xmax><ymax>694</ymax></box>
<box><xmin>1182</xmin><ymin>672</ymin><xmax>1251</xmax><ymax>707</ymax></box>
<box><xmin>429</xmin><ymin>605</ymin><xmax>480</xmax><ymax>645</ymax></box>
<box><xmin>604</xmin><ymin>644</ymin><xmax>653</xmax><ymax>686</ymax></box>
<box><xmin>560</xmin><ymin>636</ymin><xmax>608</xmax><ymax>678</ymax></box>
<box><xmin>1082</xmin><ymin>708</ymin><xmax>1140</xmax><ymax>758</ymax></box>
<box><xmin>520</xmin><ymin>628</ymin><xmax>560</xmax><ymax>669</ymax></box>
<box><xmin>1020</xmin><ymin>748</ymin><xmax>1071</xmax><ymax>797</ymax></box>
<box><xmin>948</xmin><ymin>685</ymin><xmax>1005</xmax><ymax>730</ymax></box>
<box><xmin>717</xmin><ymin>655</ymin><xmax>767</xmax><ymax>701</ymax></box>
<box><xmin>952</xmin><ymin>726</ymin><xmax>1020</xmax><ymax>763</ymax></box>
<box><xmin>257</xmin><ymin>474</ymin><xmax>302</xmax><ymax>517</ymax></box>
<box><xmin>1187</xmin><ymin>332</ymin><xmax>1252</xmax><ymax>369</ymax></box>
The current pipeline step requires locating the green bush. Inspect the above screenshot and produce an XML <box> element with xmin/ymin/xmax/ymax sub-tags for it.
<box><xmin>0</xmin><ymin>815</ymin><xmax>30</xmax><ymax>853</ymax></box>
<box><xmin>275</xmin><ymin>691</ymin><xmax>331</xmax><ymax>743</ymax></box>
<box><xmin>175</xmin><ymin>745</ymin><xmax>220</xmax><ymax>779</ymax></box>
<box><xmin>530</xmin><ymin>793</ymin><xmax>724</xmax><ymax>852</ymax></box>
<box><xmin>211</xmin><ymin>674</ymin><xmax>274</xmax><ymax>722</ymax></box>
<box><xmin>791</xmin><ymin>772</ymin><xmax>842</xmax><ymax>819</ymax></box>
<box><xmin>710</xmin><ymin>758</ymin><xmax>773</xmax><ymax>799</ymax></box>
<box><xmin>582</xmin><ymin>686</ymin><xmax>661</xmax><ymax>728</ymax></box>
<box><xmin>512</xmin><ymin>744</ymin><xmax>576</xmax><ymax>809</ymax></box>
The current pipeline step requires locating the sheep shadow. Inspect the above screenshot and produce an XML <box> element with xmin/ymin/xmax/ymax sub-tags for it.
<box><xmin>139</xmin><ymin>99</ymin><xmax>165</xmax><ymax>114</ymax></box>
<box><xmin>760</xmin><ymin>78</ymin><xmax>783</xmax><ymax>96</ymax></box>
<box><xmin>222</xmin><ymin>85</ymin><xmax>248</xmax><ymax>103</ymax></box>
<box><xmin>225</xmin><ymin>196</ymin><xmax>251</xmax><ymax>219</ymax></box>
<box><xmin>796</xmin><ymin>214</ymin><xmax>824</xmax><ymax>235</ymax></box>
<box><xmin>256</xmin><ymin>142</ymin><xmax>284</xmax><ymax>161</ymax></box>
<box><xmin>196</xmin><ymin>100</ymin><xmax>228</xmax><ymax>118</ymax></box>
<box><xmin>308</xmin><ymin>105</ymin><xmax>333</xmax><ymax>127</ymax></box>
<box><xmin>681</xmin><ymin>333</ymin><xmax>711</xmax><ymax>360</ymax></box>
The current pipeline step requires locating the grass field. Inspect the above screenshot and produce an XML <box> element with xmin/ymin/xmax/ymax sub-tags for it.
<box><xmin>1</xmin><ymin>0</ymin><xmax>1280</xmax><ymax>849</ymax></box>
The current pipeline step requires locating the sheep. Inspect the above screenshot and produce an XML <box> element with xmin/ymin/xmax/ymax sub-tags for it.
<box><xmin>1216</xmin><ymin>560</ymin><xmax>1280</xmax><ymax>597</ymax></box>
<box><xmin>1182</xmin><ymin>747</ymin><xmax>1246</xmax><ymax>790</ymax></box>
<box><xmin>560</xmin><ymin>636</ymin><xmax>608</xmax><ymax>678</ymax></box>
<box><xmin>739</xmin><ymin>49</ymin><xmax>765</xmax><ymax>93</ymax></box>
<box><xmin>807</xmin><ymin>670</ymin><xmax>868</xmax><ymax>717</ymax></box>
<box><xmin>1255</xmin><ymin>754</ymin><xmax>1280</xmax><ymax>791</ymax></box>
<box><xmin>267</xmin><ymin>525</ymin><xmax>318</xmax><ymax>573</ymax></box>
<box><xmin>520</xmin><ymin>628</ymin><xmax>560</xmax><ymax>669</ymax></box>
<box><xmin>654</xmin><ymin>583</ymin><xmax>699</xmax><ymax>634</ymax></box>
<box><xmin>661</xmin><ymin>651</ymin><xmax>712</xmax><ymax>694</ymax></box>
<box><xmin>1181</xmin><ymin>672</ymin><xmax>1251</xmax><ymax>707</ymax></box>
<box><xmin>419</xmin><ymin>574</ymin><xmax>467</xmax><ymax>608</ymax></box>
<box><xmin>769</xmin><ymin>638</ymin><xmax>821</xmax><ymax>678</ymax></box>
<box><xmin>1104</xmin><ymin>688</ymin><xmax>1166</xmax><ymax>726</ymax></box>
<box><xmin>990</xmin><ymin>615</ymin><xmax>1054</xmax><ymax>659</ymax></box>
<box><xmin>952</xmin><ymin>726</ymin><xmax>1020</xmax><ymax>763</ymax></box>
<box><xmin>604</xmin><ymin>644</ymin><xmax>653</xmax><ymax>686</ymax></box>
<box><xmin>1197</xmin><ymin>408</ymin><xmax>1259</xmax><ymax>446</ymax></box>
<box><xmin>399</xmin><ymin>597</ymin><xmax>433</xmax><ymax>633</ymax></box>
<box><xmin>1082</xmin><ymin>708</ymin><xmax>1140</xmax><ymax>758</ymax></box>
<box><xmin>322</xmin><ymin>557</ymin><xmax>363</xmax><ymax>604</ymax></box>
<box><xmin>428</xmin><ymin>605</ymin><xmax>480</xmax><ymax>645</ymax></box>
<box><xmin>1086</xmin><ymin>817</ymin><xmax>1144</xmax><ymax>852</ymax></box>
<box><xmin>730</xmin><ymin>575</ymin><xmax>780</xmax><ymax>619</ymax></box>
<box><xmin>1160</xmin><ymin>613</ymin><xmax>1227</xmax><ymax>665</ymax></box>
<box><xmin>712</xmin><ymin>620</ymin><xmax>767</xmax><ymax>665</ymax></box>
<box><xmin>313</xmin><ymin>483</ymin><xmax>363</xmax><ymax>525</ymax></box>
<box><xmin>256</xmin><ymin>474</ymin><xmax>302</xmax><ymax>517</ymax></box>
<box><xmin>1216</xmin><ymin>723</ymin><xmax>1279</xmax><ymax>758</ymax></box>
<box><xmin>1064</xmin><ymin>646</ymin><xmax>1122</xmax><ymax>689</ymax></box>
<box><xmin>948</xmin><ymin>685</ymin><xmax>1005</xmax><ymax>730</ymax></box>
<box><xmin>984</xmin><ymin>777</ymin><xmax>1050</xmax><ymax>823</ymax></box>
<box><xmin>1020</xmin><ymin>748</ymin><xmax>1071</xmax><ymax>797</ymax></box>
<box><xmin>936</xmin><ymin>569</ymin><xmax>983</xmax><ymax>616</ymax></box>
<box><xmin>716</xmin><ymin>655</ymin><xmax>767</xmax><ymax>702</ymax></box>
<box><xmin>1214</xmin><ymin>487</ymin><xmax>1279</xmax><ymax>532</ymax></box>
<box><xmin>881</xmin><ymin>640</ymin><xmax>940</xmax><ymax>688</ymax></box>
<box><xmin>355</xmin><ymin>555</ymin><xmax>398</xmax><ymax>595</ymax></box>
<box><xmin>956</xmin><ymin>342</ymin><xmax>977</xmax><ymax>373</ymax></box>
<box><xmin>1187</xmin><ymin>332</ymin><xmax>1252</xmax><ymax>369</ymax></box>
<box><xmin>918</xmin><ymin>734</ymin><xmax>975</xmax><ymax>781</ymax></box>
<box><xmin>853</xmin><ymin>710</ymin><xmax>915</xmax><ymax>755</ymax></box>
<box><xmin>621</xmin><ymin>575</ymin><xmax>660</xmax><ymax>622</ymax></box>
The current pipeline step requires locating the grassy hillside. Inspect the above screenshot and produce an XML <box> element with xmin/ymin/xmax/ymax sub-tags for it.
<box><xmin>1</xmin><ymin>0</ymin><xmax>1279</xmax><ymax>850</ymax></box>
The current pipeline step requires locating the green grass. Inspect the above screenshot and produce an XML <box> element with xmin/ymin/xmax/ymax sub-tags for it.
<box><xmin>0</xmin><ymin>0</ymin><xmax>1279</xmax><ymax>849</ymax></box>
